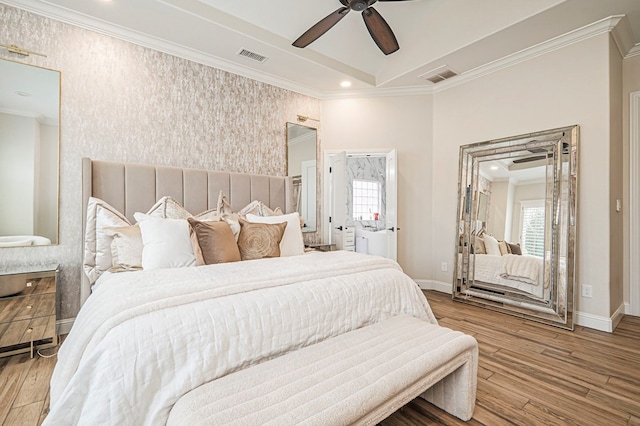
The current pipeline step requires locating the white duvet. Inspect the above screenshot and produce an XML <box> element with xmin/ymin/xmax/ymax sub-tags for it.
<box><xmin>45</xmin><ymin>251</ymin><xmax>435</xmax><ymax>426</ymax></box>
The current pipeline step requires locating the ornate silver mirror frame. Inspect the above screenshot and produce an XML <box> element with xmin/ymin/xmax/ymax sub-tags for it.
<box><xmin>452</xmin><ymin>125</ymin><xmax>578</xmax><ymax>329</ymax></box>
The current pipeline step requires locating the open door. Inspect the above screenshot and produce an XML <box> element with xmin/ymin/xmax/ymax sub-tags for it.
<box><xmin>385</xmin><ymin>149</ymin><xmax>398</xmax><ymax>261</ymax></box>
<box><xmin>330</xmin><ymin>152</ymin><xmax>347</xmax><ymax>248</ymax></box>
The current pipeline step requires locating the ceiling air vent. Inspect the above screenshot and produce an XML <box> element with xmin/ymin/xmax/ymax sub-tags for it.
<box><xmin>236</xmin><ymin>48</ymin><xmax>268</xmax><ymax>64</ymax></box>
<box><xmin>419</xmin><ymin>66</ymin><xmax>458</xmax><ymax>84</ymax></box>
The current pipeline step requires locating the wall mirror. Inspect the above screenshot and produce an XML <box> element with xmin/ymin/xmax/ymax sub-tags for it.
<box><xmin>0</xmin><ymin>58</ymin><xmax>60</xmax><ymax>247</ymax></box>
<box><xmin>453</xmin><ymin>125</ymin><xmax>578</xmax><ymax>329</ymax></box>
<box><xmin>287</xmin><ymin>122</ymin><xmax>317</xmax><ymax>232</ymax></box>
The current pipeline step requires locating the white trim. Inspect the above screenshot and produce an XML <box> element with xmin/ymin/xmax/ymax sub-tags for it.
<box><xmin>630</xmin><ymin>91</ymin><xmax>640</xmax><ymax>316</ymax></box>
<box><xmin>415</xmin><ymin>279</ymin><xmax>452</xmax><ymax>294</ymax></box>
<box><xmin>431</xmin><ymin>16</ymin><xmax>625</xmax><ymax>94</ymax></box>
<box><xmin>2</xmin><ymin>2</ymin><xmax>634</xmax><ymax>100</ymax></box>
<box><xmin>573</xmin><ymin>306</ymin><xmax>624</xmax><ymax>333</ymax></box>
<box><xmin>56</xmin><ymin>318</ymin><xmax>74</xmax><ymax>335</ymax></box>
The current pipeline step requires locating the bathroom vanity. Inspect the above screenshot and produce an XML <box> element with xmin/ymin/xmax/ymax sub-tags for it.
<box><xmin>0</xmin><ymin>264</ymin><xmax>58</xmax><ymax>357</ymax></box>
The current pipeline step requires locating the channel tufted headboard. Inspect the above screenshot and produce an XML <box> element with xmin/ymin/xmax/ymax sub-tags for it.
<box><xmin>80</xmin><ymin>157</ymin><xmax>294</xmax><ymax>305</ymax></box>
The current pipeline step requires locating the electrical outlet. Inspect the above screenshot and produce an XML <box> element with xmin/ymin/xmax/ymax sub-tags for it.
<box><xmin>582</xmin><ymin>284</ymin><xmax>593</xmax><ymax>298</ymax></box>
<box><xmin>441</xmin><ymin>262</ymin><xmax>448</xmax><ymax>272</ymax></box>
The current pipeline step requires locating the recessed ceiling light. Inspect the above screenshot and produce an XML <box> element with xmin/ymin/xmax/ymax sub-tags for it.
<box><xmin>340</xmin><ymin>81</ymin><xmax>351</xmax><ymax>88</ymax></box>
<box><xmin>490</xmin><ymin>165</ymin><xmax>499</xmax><ymax>170</ymax></box>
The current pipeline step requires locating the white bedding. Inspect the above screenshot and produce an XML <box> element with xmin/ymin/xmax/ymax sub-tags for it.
<box><xmin>45</xmin><ymin>251</ymin><xmax>435</xmax><ymax>425</ymax></box>
<box><xmin>465</xmin><ymin>254</ymin><xmax>545</xmax><ymax>298</ymax></box>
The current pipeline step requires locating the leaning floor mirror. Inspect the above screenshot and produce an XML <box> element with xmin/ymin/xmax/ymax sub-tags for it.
<box><xmin>453</xmin><ymin>125</ymin><xmax>578</xmax><ymax>329</ymax></box>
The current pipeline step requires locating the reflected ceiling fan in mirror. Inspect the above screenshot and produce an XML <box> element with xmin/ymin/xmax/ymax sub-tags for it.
<box><xmin>292</xmin><ymin>0</ymin><xmax>412</xmax><ymax>55</ymax></box>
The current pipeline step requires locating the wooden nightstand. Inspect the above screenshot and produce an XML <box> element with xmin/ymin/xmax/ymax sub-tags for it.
<box><xmin>306</xmin><ymin>244</ymin><xmax>337</xmax><ymax>252</ymax></box>
<box><xmin>0</xmin><ymin>264</ymin><xmax>58</xmax><ymax>358</ymax></box>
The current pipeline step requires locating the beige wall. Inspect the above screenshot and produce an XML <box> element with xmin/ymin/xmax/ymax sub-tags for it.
<box><xmin>609</xmin><ymin>37</ymin><xmax>624</xmax><ymax>316</ymax></box>
<box><xmin>622</xmin><ymin>54</ymin><xmax>640</xmax><ymax>309</ymax></box>
<box><xmin>0</xmin><ymin>5</ymin><xmax>320</xmax><ymax>319</ymax></box>
<box><xmin>321</xmin><ymin>95</ymin><xmax>433</xmax><ymax>279</ymax></box>
<box><xmin>432</xmin><ymin>33</ymin><xmax>613</xmax><ymax>318</ymax></box>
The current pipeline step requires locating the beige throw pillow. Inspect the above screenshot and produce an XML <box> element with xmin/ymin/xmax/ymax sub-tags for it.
<box><xmin>237</xmin><ymin>219</ymin><xmax>286</xmax><ymax>260</ymax></box>
<box><xmin>188</xmin><ymin>218</ymin><xmax>241</xmax><ymax>265</ymax></box>
<box><xmin>104</xmin><ymin>225</ymin><xmax>143</xmax><ymax>271</ymax></box>
<box><xmin>498</xmin><ymin>240</ymin><xmax>509</xmax><ymax>256</ymax></box>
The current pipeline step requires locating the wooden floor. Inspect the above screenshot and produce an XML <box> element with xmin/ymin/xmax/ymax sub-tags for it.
<box><xmin>0</xmin><ymin>290</ymin><xmax>638</xmax><ymax>425</ymax></box>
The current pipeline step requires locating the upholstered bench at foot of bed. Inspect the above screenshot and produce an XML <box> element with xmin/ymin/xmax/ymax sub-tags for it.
<box><xmin>167</xmin><ymin>315</ymin><xmax>478</xmax><ymax>425</ymax></box>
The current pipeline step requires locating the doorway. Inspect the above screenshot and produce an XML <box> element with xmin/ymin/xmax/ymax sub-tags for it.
<box><xmin>323</xmin><ymin>149</ymin><xmax>398</xmax><ymax>261</ymax></box>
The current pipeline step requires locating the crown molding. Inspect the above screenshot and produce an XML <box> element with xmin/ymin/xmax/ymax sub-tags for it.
<box><xmin>323</xmin><ymin>15</ymin><xmax>630</xmax><ymax>99</ymax></box>
<box><xmin>431</xmin><ymin>15</ymin><xmax>625</xmax><ymax>94</ymax></box>
<box><xmin>321</xmin><ymin>85</ymin><xmax>432</xmax><ymax>100</ymax></box>
<box><xmin>627</xmin><ymin>43</ymin><xmax>640</xmax><ymax>58</ymax></box>
<box><xmin>610</xmin><ymin>15</ymin><xmax>636</xmax><ymax>58</ymax></box>
<box><xmin>1</xmin><ymin>0</ymin><xmax>323</xmax><ymax>99</ymax></box>
<box><xmin>3</xmin><ymin>2</ymin><xmax>637</xmax><ymax>100</ymax></box>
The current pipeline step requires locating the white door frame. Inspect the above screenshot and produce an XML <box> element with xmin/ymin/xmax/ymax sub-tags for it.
<box><xmin>322</xmin><ymin>148</ymin><xmax>397</xmax><ymax>248</ymax></box>
<box><xmin>630</xmin><ymin>91</ymin><xmax>640</xmax><ymax>316</ymax></box>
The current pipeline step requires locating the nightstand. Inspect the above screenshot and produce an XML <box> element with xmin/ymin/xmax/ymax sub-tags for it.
<box><xmin>306</xmin><ymin>243</ymin><xmax>337</xmax><ymax>252</ymax></box>
<box><xmin>0</xmin><ymin>264</ymin><xmax>58</xmax><ymax>358</ymax></box>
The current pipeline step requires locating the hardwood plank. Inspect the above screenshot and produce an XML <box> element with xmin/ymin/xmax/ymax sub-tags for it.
<box><xmin>0</xmin><ymin>353</ymin><xmax>34</xmax><ymax>424</ymax></box>
<box><xmin>0</xmin><ymin>291</ymin><xmax>638</xmax><ymax>426</ymax></box>
<box><xmin>4</xmin><ymin>401</ymin><xmax>43</xmax><ymax>426</ymax></box>
<box><xmin>13</xmin><ymin>354</ymin><xmax>56</xmax><ymax>407</ymax></box>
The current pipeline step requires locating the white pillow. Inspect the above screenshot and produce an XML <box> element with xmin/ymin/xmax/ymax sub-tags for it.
<box><xmin>483</xmin><ymin>234</ymin><xmax>501</xmax><ymax>256</ymax></box>
<box><xmin>84</xmin><ymin>197</ymin><xmax>131</xmax><ymax>284</ymax></box>
<box><xmin>138</xmin><ymin>218</ymin><xmax>196</xmax><ymax>270</ymax></box>
<box><xmin>245</xmin><ymin>212</ymin><xmax>305</xmax><ymax>257</ymax></box>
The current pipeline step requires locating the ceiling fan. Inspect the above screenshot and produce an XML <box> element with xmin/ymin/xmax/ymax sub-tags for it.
<box><xmin>512</xmin><ymin>142</ymin><xmax>569</xmax><ymax>164</ymax></box>
<box><xmin>292</xmin><ymin>0</ymin><xmax>412</xmax><ymax>55</ymax></box>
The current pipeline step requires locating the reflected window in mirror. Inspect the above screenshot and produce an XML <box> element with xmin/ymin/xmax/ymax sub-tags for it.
<box><xmin>286</xmin><ymin>123</ymin><xmax>317</xmax><ymax>233</ymax></box>
<box><xmin>0</xmin><ymin>58</ymin><xmax>60</xmax><ymax>247</ymax></box>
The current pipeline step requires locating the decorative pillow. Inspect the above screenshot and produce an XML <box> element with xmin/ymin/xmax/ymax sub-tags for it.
<box><xmin>507</xmin><ymin>242</ymin><xmax>522</xmax><ymax>255</ymax></box>
<box><xmin>245</xmin><ymin>212</ymin><xmax>305</xmax><ymax>257</ymax></box>
<box><xmin>473</xmin><ymin>237</ymin><xmax>486</xmax><ymax>255</ymax></box>
<box><xmin>104</xmin><ymin>225</ymin><xmax>143</xmax><ymax>271</ymax></box>
<box><xmin>84</xmin><ymin>197</ymin><xmax>131</xmax><ymax>284</ymax></box>
<box><xmin>145</xmin><ymin>196</ymin><xmax>191</xmax><ymax>219</ymax></box>
<box><xmin>138</xmin><ymin>218</ymin><xmax>196</xmax><ymax>270</ymax></box>
<box><xmin>498</xmin><ymin>240</ymin><xmax>509</xmax><ymax>256</ymax></box>
<box><xmin>187</xmin><ymin>217</ymin><xmax>241</xmax><ymax>265</ymax></box>
<box><xmin>238</xmin><ymin>200</ymin><xmax>283</xmax><ymax>217</ymax></box>
<box><xmin>237</xmin><ymin>219</ymin><xmax>286</xmax><ymax>260</ymax></box>
<box><xmin>483</xmin><ymin>234</ymin><xmax>501</xmax><ymax>256</ymax></box>
<box><xmin>216</xmin><ymin>191</ymin><xmax>233</xmax><ymax>215</ymax></box>
<box><xmin>193</xmin><ymin>208</ymin><xmax>218</xmax><ymax>222</ymax></box>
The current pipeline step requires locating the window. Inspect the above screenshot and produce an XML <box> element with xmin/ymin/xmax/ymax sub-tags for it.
<box><xmin>353</xmin><ymin>179</ymin><xmax>380</xmax><ymax>220</ymax></box>
<box><xmin>520</xmin><ymin>200</ymin><xmax>545</xmax><ymax>257</ymax></box>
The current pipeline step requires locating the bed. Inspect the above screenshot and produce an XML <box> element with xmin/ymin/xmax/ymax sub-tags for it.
<box><xmin>44</xmin><ymin>159</ymin><xmax>464</xmax><ymax>425</ymax></box>
<box><xmin>469</xmin><ymin>253</ymin><xmax>546</xmax><ymax>299</ymax></box>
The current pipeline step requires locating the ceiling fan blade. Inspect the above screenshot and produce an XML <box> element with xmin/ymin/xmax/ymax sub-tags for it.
<box><xmin>362</xmin><ymin>7</ymin><xmax>399</xmax><ymax>55</ymax></box>
<box><xmin>377</xmin><ymin>0</ymin><xmax>413</xmax><ymax>2</ymax></box>
<box><xmin>292</xmin><ymin>7</ymin><xmax>350</xmax><ymax>48</ymax></box>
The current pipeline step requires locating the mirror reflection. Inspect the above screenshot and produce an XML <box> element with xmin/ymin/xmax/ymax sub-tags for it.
<box><xmin>0</xmin><ymin>58</ymin><xmax>60</xmax><ymax>247</ymax></box>
<box><xmin>453</xmin><ymin>126</ymin><xmax>578</xmax><ymax>329</ymax></box>
<box><xmin>287</xmin><ymin>122</ymin><xmax>317</xmax><ymax>232</ymax></box>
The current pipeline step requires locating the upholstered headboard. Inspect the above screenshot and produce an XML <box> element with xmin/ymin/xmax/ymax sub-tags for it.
<box><xmin>81</xmin><ymin>158</ymin><xmax>294</xmax><ymax>305</ymax></box>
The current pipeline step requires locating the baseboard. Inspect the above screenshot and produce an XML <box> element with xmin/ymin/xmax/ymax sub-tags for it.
<box><xmin>414</xmin><ymin>280</ymin><xmax>452</xmax><ymax>294</ymax></box>
<box><xmin>573</xmin><ymin>306</ymin><xmax>625</xmax><ymax>333</ymax></box>
<box><xmin>56</xmin><ymin>318</ymin><xmax>75</xmax><ymax>335</ymax></box>
<box><xmin>415</xmin><ymin>279</ymin><xmax>623</xmax><ymax>333</ymax></box>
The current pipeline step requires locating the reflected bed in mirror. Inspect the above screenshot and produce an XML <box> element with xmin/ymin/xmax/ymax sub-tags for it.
<box><xmin>287</xmin><ymin>122</ymin><xmax>317</xmax><ymax>233</ymax></box>
<box><xmin>0</xmin><ymin>58</ymin><xmax>60</xmax><ymax>247</ymax></box>
<box><xmin>453</xmin><ymin>125</ymin><xmax>578</xmax><ymax>329</ymax></box>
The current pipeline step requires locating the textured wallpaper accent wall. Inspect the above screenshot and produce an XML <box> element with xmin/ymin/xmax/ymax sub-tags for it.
<box><xmin>0</xmin><ymin>4</ymin><xmax>321</xmax><ymax>319</ymax></box>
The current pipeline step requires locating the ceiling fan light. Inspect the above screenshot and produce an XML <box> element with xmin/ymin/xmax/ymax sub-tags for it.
<box><xmin>340</xmin><ymin>81</ymin><xmax>352</xmax><ymax>88</ymax></box>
